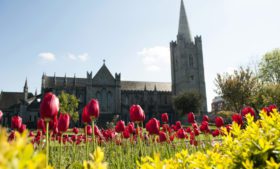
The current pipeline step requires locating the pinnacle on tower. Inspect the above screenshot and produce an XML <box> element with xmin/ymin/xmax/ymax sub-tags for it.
<box><xmin>24</xmin><ymin>78</ymin><xmax>28</xmax><ymax>101</ymax></box>
<box><xmin>178</xmin><ymin>0</ymin><xmax>192</xmax><ymax>43</ymax></box>
<box><xmin>24</xmin><ymin>78</ymin><xmax>28</xmax><ymax>90</ymax></box>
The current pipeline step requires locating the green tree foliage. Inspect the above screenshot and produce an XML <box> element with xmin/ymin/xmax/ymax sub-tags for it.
<box><xmin>58</xmin><ymin>91</ymin><xmax>79</xmax><ymax>122</ymax></box>
<box><xmin>172</xmin><ymin>91</ymin><xmax>202</xmax><ymax>116</ymax></box>
<box><xmin>215</xmin><ymin>67</ymin><xmax>257</xmax><ymax>112</ymax></box>
<box><xmin>259</xmin><ymin>48</ymin><xmax>280</xmax><ymax>84</ymax></box>
<box><xmin>251</xmin><ymin>83</ymin><xmax>280</xmax><ymax>110</ymax></box>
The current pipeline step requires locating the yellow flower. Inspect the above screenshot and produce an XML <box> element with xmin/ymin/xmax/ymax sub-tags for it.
<box><xmin>83</xmin><ymin>147</ymin><xmax>108</xmax><ymax>169</ymax></box>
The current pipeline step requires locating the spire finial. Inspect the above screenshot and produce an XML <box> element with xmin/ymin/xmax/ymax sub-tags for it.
<box><xmin>178</xmin><ymin>0</ymin><xmax>192</xmax><ymax>42</ymax></box>
<box><xmin>103</xmin><ymin>59</ymin><xmax>106</xmax><ymax>65</ymax></box>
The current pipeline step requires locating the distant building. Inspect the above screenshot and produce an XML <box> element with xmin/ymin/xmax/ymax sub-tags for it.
<box><xmin>211</xmin><ymin>96</ymin><xmax>225</xmax><ymax>112</ymax></box>
<box><xmin>0</xmin><ymin>0</ymin><xmax>208</xmax><ymax>128</ymax></box>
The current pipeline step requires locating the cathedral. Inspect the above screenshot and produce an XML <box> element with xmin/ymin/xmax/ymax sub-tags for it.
<box><xmin>0</xmin><ymin>0</ymin><xmax>207</xmax><ymax>127</ymax></box>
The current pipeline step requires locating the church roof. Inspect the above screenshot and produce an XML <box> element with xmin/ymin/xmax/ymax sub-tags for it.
<box><xmin>93</xmin><ymin>63</ymin><xmax>115</xmax><ymax>83</ymax></box>
<box><xmin>121</xmin><ymin>81</ymin><xmax>171</xmax><ymax>91</ymax></box>
<box><xmin>0</xmin><ymin>92</ymin><xmax>33</xmax><ymax>110</ymax></box>
<box><xmin>178</xmin><ymin>0</ymin><xmax>192</xmax><ymax>42</ymax></box>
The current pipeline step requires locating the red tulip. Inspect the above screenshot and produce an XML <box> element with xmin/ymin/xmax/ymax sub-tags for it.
<box><xmin>226</xmin><ymin>124</ymin><xmax>232</xmax><ymax>133</ymax></box>
<box><xmin>190</xmin><ymin>139</ymin><xmax>198</xmax><ymax>146</ymax></box>
<box><xmin>0</xmin><ymin>110</ymin><xmax>3</xmax><ymax>121</ymax></box>
<box><xmin>194</xmin><ymin>128</ymin><xmax>200</xmax><ymax>136</ymax></box>
<box><xmin>37</xmin><ymin>118</ymin><xmax>45</xmax><ymax>130</ymax></box>
<box><xmin>85</xmin><ymin>125</ymin><xmax>92</xmax><ymax>135</ymax></box>
<box><xmin>215</xmin><ymin>116</ymin><xmax>224</xmax><ymax>128</ymax></box>
<box><xmin>102</xmin><ymin>129</ymin><xmax>115</xmax><ymax>140</ymax></box>
<box><xmin>18</xmin><ymin>124</ymin><xmax>26</xmax><ymax>133</ymax></box>
<box><xmin>58</xmin><ymin>113</ymin><xmax>70</xmax><ymax>133</ymax></box>
<box><xmin>162</xmin><ymin>124</ymin><xmax>170</xmax><ymax>132</ymax></box>
<box><xmin>268</xmin><ymin>104</ymin><xmax>277</xmax><ymax>112</ymax></box>
<box><xmin>145</xmin><ymin>118</ymin><xmax>160</xmax><ymax>135</ymax></box>
<box><xmin>94</xmin><ymin>125</ymin><xmax>102</xmax><ymax>137</ymax></box>
<box><xmin>187</xmin><ymin>112</ymin><xmax>195</xmax><ymax>124</ymax></box>
<box><xmin>127</xmin><ymin>122</ymin><xmax>135</xmax><ymax>134</ymax></box>
<box><xmin>159</xmin><ymin>131</ymin><xmax>167</xmax><ymax>142</ymax></box>
<box><xmin>232</xmin><ymin>114</ymin><xmax>243</xmax><ymax>126</ymax></box>
<box><xmin>202</xmin><ymin>115</ymin><xmax>209</xmax><ymax>122</ymax></box>
<box><xmin>29</xmin><ymin>131</ymin><xmax>35</xmax><ymax>137</ymax></box>
<box><xmin>200</xmin><ymin>121</ymin><xmax>210</xmax><ymax>133</ymax></box>
<box><xmin>212</xmin><ymin>129</ymin><xmax>220</xmax><ymax>137</ymax></box>
<box><xmin>40</xmin><ymin>92</ymin><xmax>59</xmax><ymax>121</ymax></box>
<box><xmin>36</xmin><ymin>130</ymin><xmax>42</xmax><ymax>137</ymax></box>
<box><xmin>190</xmin><ymin>131</ymin><xmax>195</xmax><ymax>140</ymax></box>
<box><xmin>241</xmin><ymin>106</ymin><xmax>255</xmax><ymax>118</ymax></box>
<box><xmin>129</xmin><ymin>105</ymin><xmax>145</xmax><ymax>122</ymax></box>
<box><xmin>175</xmin><ymin>121</ymin><xmax>182</xmax><ymax>130</ymax></box>
<box><xmin>11</xmin><ymin>116</ymin><xmax>22</xmax><ymax>130</ymax></box>
<box><xmin>73</xmin><ymin>127</ymin><xmax>79</xmax><ymax>134</ymax></box>
<box><xmin>115</xmin><ymin>120</ymin><xmax>125</xmax><ymax>133</ymax></box>
<box><xmin>161</xmin><ymin>113</ymin><xmax>169</xmax><ymax>123</ymax></box>
<box><xmin>82</xmin><ymin>106</ymin><xmax>91</xmax><ymax>124</ymax></box>
<box><xmin>122</xmin><ymin>128</ymin><xmax>130</xmax><ymax>139</ymax></box>
<box><xmin>185</xmin><ymin>127</ymin><xmax>192</xmax><ymax>133</ymax></box>
<box><xmin>8</xmin><ymin>131</ymin><xmax>15</xmax><ymax>141</ymax></box>
<box><xmin>177</xmin><ymin>128</ymin><xmax>187</xmax><ymax>139</ymax></box>
<box><xmin>87</xmin><ymin>99</ymin><xmax>100</xmax><ymax>119</ymax></box>
<box><xmin>192</xmin><ymin>123</ymin><xmax>198</xmax><ymax>129</ymax></box>
<box><xmin>71</xmin><ymin>135</ymin><xmax>77</xmax><ymax>142</ymax></box>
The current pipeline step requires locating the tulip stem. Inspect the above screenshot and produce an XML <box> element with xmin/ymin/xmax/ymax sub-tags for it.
<box><xmin>91</xmin><ymin>120</ymin><xmax>95</xmax><ymax>152</ymax></box>
<box><xmin>59</xmin><ymin>133</ymin><xmax>63</xmax><ymax>169</ymax></box>
<box><xmin>46</xmin><ymin>121</ymin><xmax>49</xmax><ymax>168</ymax></box>
<box><xmin>85</xmin><ymin>125</ymin><xmax>89</xmax><ymax>160</ymax></box>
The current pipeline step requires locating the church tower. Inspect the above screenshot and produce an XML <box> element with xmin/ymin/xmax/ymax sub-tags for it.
<box><xmin>170</xmin><ymin>0</ymin><xmax>207</xmax><ymax>113</ymax></box>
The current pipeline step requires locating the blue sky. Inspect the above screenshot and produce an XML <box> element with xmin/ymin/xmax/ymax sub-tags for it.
<box><xmin>1</xmin><ymin>0</ymin><xmax>280</xmax><ymax>111</ymax></box>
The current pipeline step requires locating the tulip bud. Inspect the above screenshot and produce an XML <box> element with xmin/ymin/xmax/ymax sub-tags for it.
<box><xmin>187</xmin><ymin>112</ymin><xmax>195</xmax><ymax>124</ymax></box>
<box><xmin>58</xmin><ymin>113</ymin><xmax>70</xmax><ymax>133</ymax></box>
<box><xmin>73</xmin><ymin>127</ymin><xmax>79</xmax><ymax>134</ymax></box>
<box><xmin>129</xmin><ymin>105</ymin><xmax>145</xmax><ymax>123</ymax></box>
<box><xmin>215</xmin><ymin>116</ymin><xmax>224</xmax><ymax>128</ymax></box>
<box><xmin>115</xmin><ymin>120</ymin><xmax>125</xmax><ymax>133</ymax></box>
<box><xmin>145</xmin><ymin>118</ymin><xmax>160</xmax><ymax>135</ymax></box>
<box><xmin>40</xmin><ymin>92</ymin><xmax>59</xmax><ymax>121</ymax></box>
<box><xmin>11</xmin><ymin>116</ymin><xmax>22</xmax><ymax>130</ymax></box>
<box><xmin>161</xmin><ymin>113</ymin><xmax>169</xmax><ymax>123</ymax></box>
<box><xmin>87</xmin><ymin>99</ymin><xmax>100</xmax><ymax>119</ymax></box>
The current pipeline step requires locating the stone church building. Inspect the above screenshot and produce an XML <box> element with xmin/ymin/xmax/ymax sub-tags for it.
<box><xmin>0</xmin><ymin>0</ymin><xmax>207</xmax><ymax>127</ymax></box>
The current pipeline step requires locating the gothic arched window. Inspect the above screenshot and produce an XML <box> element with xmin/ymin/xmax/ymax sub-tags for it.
<box><xmin>125</xmin><ymin>95</ymin><xmax>129</xmax><ymax>105</ymax></box>
<box><xmin>96</xmin><ymin>91</ymin><xmax>101</xmax><ymax>104</ymax></box>
<box><xmin>101</xmin><ymin>88</ymin><xmax>106</xmax><ymax>111</ymax></box>
<box><xmin>189</xmin><ymin>55</ymin><xmax>194</xmax><ymax>68</ymax></box>
<box><xmin>107</xmin><ymin>91</ymin><xmax>112</xmax><ymax>112</ymax></box>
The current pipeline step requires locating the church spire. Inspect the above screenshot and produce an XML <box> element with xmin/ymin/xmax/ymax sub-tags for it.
<box><xmin>24</xmin><ymin>78</ymin><xmax>28</xmax><ymax>101</ymax></box>
<box><xmin>178</xmin><ymin>0</ymin><xmax>192</xmax><ymax>43</ymax></box>
<box><xmin>24</xmin><ymin>78</ymin><xmax>28</xmax><ymax>90</ymax></box>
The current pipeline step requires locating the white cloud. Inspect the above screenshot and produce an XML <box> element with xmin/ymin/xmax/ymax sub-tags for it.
<box><xmin>78</xmin><ymin>53</ymin><xmax>89</xmax><ymax>62</ymax></box>
<box><xmin>68</xmin><ymin>53</ymin><xmax>77</xmax><ymax>60</ymax></box>
<box><xmin>67</xmin><ymin>53</ymin><xmax>89</xmax><ymax>62</ymax></box>
<box><xmin>138</xmin><ymin>46</ymin><xmax>170</xmax><ymax>72</ymax></box>
<box><xmin>38</xmin><ymin>52</ymin><xmax>56</xmax><ymax>61</ymax></box>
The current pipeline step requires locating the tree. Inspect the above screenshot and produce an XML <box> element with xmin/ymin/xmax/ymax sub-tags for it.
<box><xmin>215</xmin><ymin>67</ymin><xmax>257</xmax><ymax>112</ymax></box>
<box><xmin>259</xmin><ymin>48</ymin><xmax>280</xmax><ymax>84</ymax></box>
<box><xmin>173</xmin><ymin>91</ymin><xmax>202</xmax><ymax>117</ymax></box>
<box><xmin>58</xmin><ymin>91</ymin><xmax>79</xmax><ymax>122</ymax></box>
<box><xmin>251</xmin><ymin>83</ymin><xmax>280</xmax><ymax>110</ymax></box>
